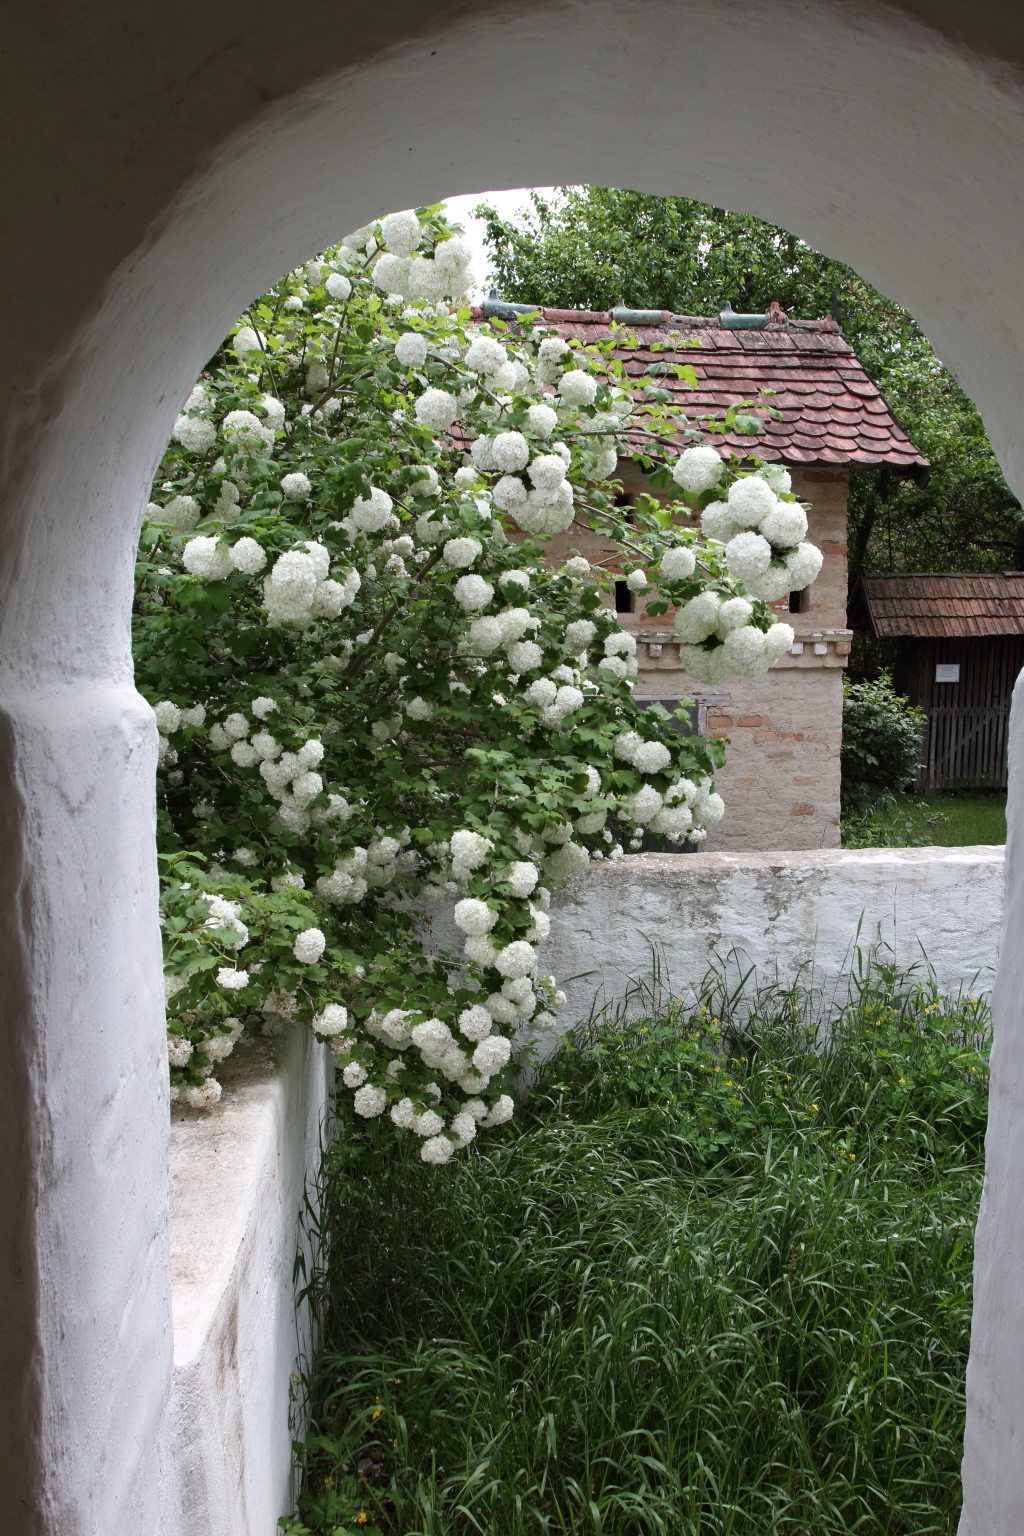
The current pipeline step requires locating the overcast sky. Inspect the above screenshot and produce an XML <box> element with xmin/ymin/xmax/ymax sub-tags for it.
<box><xmin>441</xmin><ymin>187</ymin><xmax>558</xmax><ymax>298</ymax></box>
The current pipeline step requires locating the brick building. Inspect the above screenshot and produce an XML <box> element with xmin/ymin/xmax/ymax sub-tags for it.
<box><xmin>481</xmin><ymin>301</ymin><xmax>929</xmax><ymax>850</ymax></box>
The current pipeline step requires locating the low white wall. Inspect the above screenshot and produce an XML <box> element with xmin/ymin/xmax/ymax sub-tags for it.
<box><xmin>158</xmin><ymin>1022</ymin><xmax>332</xmax><ymax>1536</ymax></box>
<box><xmin>544</xmin><ymin>847</ymin><xmax>1005</xmax><ymax>1038</ymax></box>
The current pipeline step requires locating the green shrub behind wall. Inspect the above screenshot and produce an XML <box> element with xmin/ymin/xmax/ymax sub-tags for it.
<box><xmin>842</xmin><ymin>673</ymin><xmax>925</xmax><ymax>813</ymax></box>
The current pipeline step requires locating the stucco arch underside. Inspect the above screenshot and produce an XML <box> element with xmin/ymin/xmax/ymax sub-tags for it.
<box><xmin>3</xmin><ymin>3</ymin><xmax>1024</xmax><ymax>1533</ymax></box>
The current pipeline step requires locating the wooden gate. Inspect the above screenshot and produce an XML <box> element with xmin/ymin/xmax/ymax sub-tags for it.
<box><xmin>895</xmin><ymin>635</ymin><xmax>1024</xmax><ymax>790</ymax></box>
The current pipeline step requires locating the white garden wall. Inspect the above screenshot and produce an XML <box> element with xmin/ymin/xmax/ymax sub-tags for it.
<box><xmin>544</xmin><ymin>847</ymin><xmax>1005</xmax><ymax>1040</ymax></box>
<box><xmin>158</xmin><ymin>1022</ymin><xmax>332</xmax><ymax>1536</ymax></box>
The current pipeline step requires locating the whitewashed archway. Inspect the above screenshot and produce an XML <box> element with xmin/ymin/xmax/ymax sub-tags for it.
<box><xmin>2</xmin><ymin>2</ymin><xmax>1023</xmax><ymax>1530</ymax></box>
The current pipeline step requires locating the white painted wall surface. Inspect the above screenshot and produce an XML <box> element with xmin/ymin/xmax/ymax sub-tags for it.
<box><xmin>545</xmin><ymin>848</ymin><xmax>1005</xmax><ymax>1036</ymax></box>
<box><xmin>158</xmin><ymin>1023</ymin><xmax>332</xmax><ymax>1536</ymax></box>
<box><xmin>4</xmin><ymin>1</ymin><xmax>1024</xmax><ymax>1529</ymax></box>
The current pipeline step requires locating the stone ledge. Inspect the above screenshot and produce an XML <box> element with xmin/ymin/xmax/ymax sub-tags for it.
<box><xmin>159</xmin><ymin>1023</ymin><xmax>333</xmax><ymax>1536</ymax></box>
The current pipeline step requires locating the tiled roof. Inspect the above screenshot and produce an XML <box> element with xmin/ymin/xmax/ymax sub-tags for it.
<box><xmin>472</xmin><ymin>306</ymin><xmax>928</xmax><ymax>472</ymax></box>
<box><xmin>860</xmin><ymin>573</ymin><xmax>1024</xmax><ymax>637</ymax></box>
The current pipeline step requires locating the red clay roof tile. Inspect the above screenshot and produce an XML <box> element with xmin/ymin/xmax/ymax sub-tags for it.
<box><xmin>860</xmin><ymin>574</ymin><xmax>1024</xmax><ymax>637</ymax></box>
<box><xmin>468</xmin><ymin>305</ymin><xmax>927</xmax><ymax>470</ymax></box>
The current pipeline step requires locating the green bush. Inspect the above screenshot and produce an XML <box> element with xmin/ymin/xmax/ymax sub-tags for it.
<box><xmin>289</xmin><ymin>960</ymin><xmax>988</xmax><ymax>1536</ymax></box>
<box><xmin>842</xmin><ymin>674</ymin><xmax>925</xmax><ymax>814</ymax></box>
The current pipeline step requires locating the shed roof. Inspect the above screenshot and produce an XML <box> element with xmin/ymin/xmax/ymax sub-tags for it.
<box><xmin>859</xmin><ymin>573</ymin><xmax>1024</xmax><ymax>637</ymax></box>
<box><xmin>473</xmin><ymin>304</ymin><xmax>928</xmax><ymax>472</ymax></box>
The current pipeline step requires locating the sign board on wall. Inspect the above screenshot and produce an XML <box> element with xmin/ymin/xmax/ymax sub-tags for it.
<box><xmin>935</xmin><ymin>663</ymin><xmax>961</xmax><ymax>683</ymax></box>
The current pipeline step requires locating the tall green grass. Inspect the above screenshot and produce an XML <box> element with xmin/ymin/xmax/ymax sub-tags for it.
<box><xmin>286</xmin><ymin>961</ymin><xmax>989</xmax><ymax>1536</ymax></box>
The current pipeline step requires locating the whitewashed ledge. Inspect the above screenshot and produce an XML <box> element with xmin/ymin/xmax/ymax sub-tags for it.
<box><xmin>157</xmin><ymin>1021</ymin><xmax>333</xmax><ymax>1536</ymax></box>
<box><xmin>541</xmin><ymin>846</ymin><xmax>1006</xmax><ymax>1041</ymax></box>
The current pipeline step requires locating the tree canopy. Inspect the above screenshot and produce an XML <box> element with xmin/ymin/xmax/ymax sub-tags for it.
<box><xmin>478</xmin><ymin>188</ymin><xmax>1024</xmax><ymax>579</ymax></box>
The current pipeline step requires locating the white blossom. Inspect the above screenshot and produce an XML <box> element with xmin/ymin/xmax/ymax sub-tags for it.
<box><xmin>492</xmin><ymin>475</ymin><xmax>527</xmax><ymax>511</ymax></box>
<box><xmin>454</xmin><ymin>574</ymin><xmax>494</xmax><ymax>611</ymax></box>
<box><xmin>725</xmin><ymin>530</ymin><xmax>773</xmax><ymax>584</ymax></box>
<box><xmin>785</xmin><ymin>542</ymin><xmax>824</xmax><ymax>590</ymax></box>
<box><xmin>491</xmin><ymin>431</ymin><xmax>530</xmax><ymax>471</ymax></box>
<box><xmin>467</xmin><ymin>616</ymin><xmax>504</xmax><ymax>653</ymax></box>
<box><xmin>759</xmin><ymin>501</ymin><xmax>808</xmax><ymax>549</ymax></box>
<box><xmin>542</xmin><ymin>842</ymin><xmax>590</xmax><ymax>881</ymax></box>
<box><xmin>414</xmin><ymin>388</ymin><xmax>460</xmax><ymax>431</ymax></box>
<box><xmin>727</xmin><ymin>475</ymin><xmax>777</xmax><ymax>528</ymax></box>
<box><xmin>395</xmin><ymin>331</ymin><xmax>428</xmax><ymax>368</ymax></box>
<box><xmin>222</xmin><ymin>409</ymin><xmax>275</xmax><ymax>457</ymax></box>
<box><xmin>314</xmin><ymin>1004</ymin><xmax>348</xmax><ymax>1036</ymax></box>
<box><xmin>351</xmin><ymin>485</ymin><xmax>394</xmax><ymax>532</ymax></box>
<box><xmin>281</xmin><ymin>471</ymin><xmax>312</xmax><ymax>502</ymax></box>
<box><xmin>465</xmin><ymin>335</ymin><xmax>508</xmax><ymax>375</ymax></box>
<box><xmin>420</xmin><ymin>1135</ymin><xmax>455</xmax><ymax>1164</ymax></box>
<box><xmin>458</xmin><ymin>1005</ymin><xmax>493</xmax><ymax>1042</ymax></box>
<box><xmin>716</xmin><ymin>596</ymin><xmax>754</xmax><ymax>634</ymax></box>
<box><xmin>444</xmin><ymin>536</ymin><xmax>481</xmax><ymax>568</ymax></box>
<box><xmin>172</xmin><ymin>415</ymin><xmax>217</xmax><ymax>454</ymax></box>
<box><xmin>453</xmin><ymin>898</ymin><xmax>498</xmax><ymax>936</ymax></box>
<box><xmin>625</xmin><ymin>568</ymin><xmax>648</xmax><ymax>592</ymax></box>
<box><xmin>483</xmin><ymin>1094</ymin><xmax>515</xmax><ymax>1127</ymax></box>
<box><xmin>153</xmin><ymin>701</ymin><xmax>182</xmax><ymax>734</ymax></box>
<box><xmin>526</xmin><ymin>402</ymin><xmax>558</xmax><ymax>437</ymax></box>
<box><xmin>506</xmin><ymin>639</ymin><xmax>543</xmax><ymax>672</ymax></box>
<box><xmin>557</xmin><ymin>369</ymin><xmax>598</xmax><ymax>408</ymax></box>
<box><xmin>353</xmin><ymin>1085</ymin><xmax>388</xmax><ymax>1118</ymax></box>
<box><xmin>493</xmin><ymin>940</ymin><xmax>537</xmax><ymax>978</ymax></box>
<box><xmin>183</xmin><ymin>536</ymin><xmax>233</xmax><ymax>580</ymax></box>
<box><xmin>473</xmin><ymin>1035</ymin><xmax>512</xmax><ymax>1075</ymax></box>
<box><xmin>527</xmin><ymin>454</ymin><xmax>567</xmax><ymax>493</ymax></box>
<box><xmin>632</xmin><ymin>740</ymin><xmax>671</xmax><ymax>774</ymax></box>
<box><xmin>672</xmin><ymin>445</ymin><xmax>724</xmax><ymax>493</ymax></box>
<box><xmin>408</xmin><ymin>465</ymin><xmax>438</xmax><ymax>497</ymax></box>
<box><xmin>382</xmin><ymin>209</ymin><xmax>422</xmax><ymax>257</ymax></box>
<box><xmin>565</xmin><ymin>619</ymin><xmax>596</xmax><ymax>650</ymax></box>
<box><xmin>674</xmin><ymin>590</ymin><xmax>722</xmax><ymax>644</ymax></box>
<box><xmin>701</xmin><ymin>502</ymin><xmax>744</xmax><ymax>545</ymax></box>
<box><xmin>232</xmin><ymin>325</ymin><xmax>261</xmax><ymax>357</ymax></box>
<box><xmin>762</xmin><ymin>464</ymin><xmax>792</xmax><ymax>494</ymax></box>
<box><xmin>325</xmin><ymin>272</ymin><xmax>351</xmax><ymax>301</ymax></box>
<box><xmin>217</xmin><ymin>968</ymin><xmax>249</xmax><ymax>990</ymax></box>
<box><xmin>628</xmin><ymin>784</ymin><xmax>664</xmax><ymax>824</ymax></box>
<box><xmin>293</xmin><ymin>927</ymin><xmax>326</xmax><ymax>963</ymax></box>
<box><xmin>230</xmin><ymin>537</ymin><xmax>267</xmax><ymax>575</ymax></box>
<box><xmin>660</xmin><ymin>545</ymin><xmax>697</xmax><ymax>579</ymax></box>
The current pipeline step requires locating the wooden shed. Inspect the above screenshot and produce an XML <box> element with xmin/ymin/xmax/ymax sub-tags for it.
<box><xmin>857</xmin><ymin>573</ymin><xmax>1024</xmax><ymax>789</ymax></box>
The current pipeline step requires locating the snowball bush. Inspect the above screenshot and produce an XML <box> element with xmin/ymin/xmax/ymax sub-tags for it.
<box><xmin>138</xmin><ymin>206</ymin><xmax>820</xmax><ymax>1159</ymax></box>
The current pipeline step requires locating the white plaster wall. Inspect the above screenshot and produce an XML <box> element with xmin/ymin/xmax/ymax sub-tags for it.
<box><xmin>960</xmin><ymin>669</ymin><xmax>1024</xmax><ymax>1534</ymax></box>
<box><xmin>542</xmin><ymin>848</ymin><xmax>1004</xmax><ymax>1039</ymax></box>
<box><xmin>158</xmin><ymin>1024</ymin><xmax>332</xmax><ymax>1536</ymax></box>
<box><xmin>4</xmin><ymin>2</ymin><xmax>1024</xmax><ymax>1531</ymax></box>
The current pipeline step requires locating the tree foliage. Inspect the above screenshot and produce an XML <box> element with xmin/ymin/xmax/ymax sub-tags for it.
<box><xmin>841</xmin><ymin>674</ymin><xmax>925</xmax><ymax>812</ymax></box>
<box><xmin>478</xmin><ymin>187</ymin><xmax>1024</xmax><ymax>578</ymax></box>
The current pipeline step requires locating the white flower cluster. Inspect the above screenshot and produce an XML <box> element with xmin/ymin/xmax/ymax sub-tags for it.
<box><xmin>373</xmin><ymin>230</ymin><xmax>473</xmax><ymax>305</ymax></box>
<box><xmin>262</xmin><ymin>544</ymin><xmax>360</xmax><ymax>626</ymax></box>
<box><xmin>152</xmin><ymin>207</ymin><xmax>825</xmax><ymax>1157</ymax></box>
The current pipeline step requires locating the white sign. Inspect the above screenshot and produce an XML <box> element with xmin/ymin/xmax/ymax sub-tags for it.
<box><xmin>935</xmin><ymin>663</ymin><xmax>961</xmax><ymax>683</ymax></box>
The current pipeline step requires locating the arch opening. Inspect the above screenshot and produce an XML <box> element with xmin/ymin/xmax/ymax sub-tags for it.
<box><xmin>3</xmin><ymin>3</ymin><xmax>1024</xmax><ymax>1531</ymax></box>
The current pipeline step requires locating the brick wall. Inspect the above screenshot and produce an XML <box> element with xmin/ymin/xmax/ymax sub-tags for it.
<box><xmin>546</xmin><ymin>462</ymin><xmax>851</xmax><ymax>851</ymax></box>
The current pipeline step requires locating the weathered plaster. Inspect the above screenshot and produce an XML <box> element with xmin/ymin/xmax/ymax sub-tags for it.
<box><xmin>158</xmin><ymin>1023</ymin><xmax>332</xmax><ymax>1536</ymax></box>
<box><xmin>2</xmin><ymin>2</ymin><xmax>1024</xmax><ymax>1530</ymax></box>
<box><xmin>544</xmin><ymin>848</ymin><xmax>1004</xmax><ymax>1038</ymax></box>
